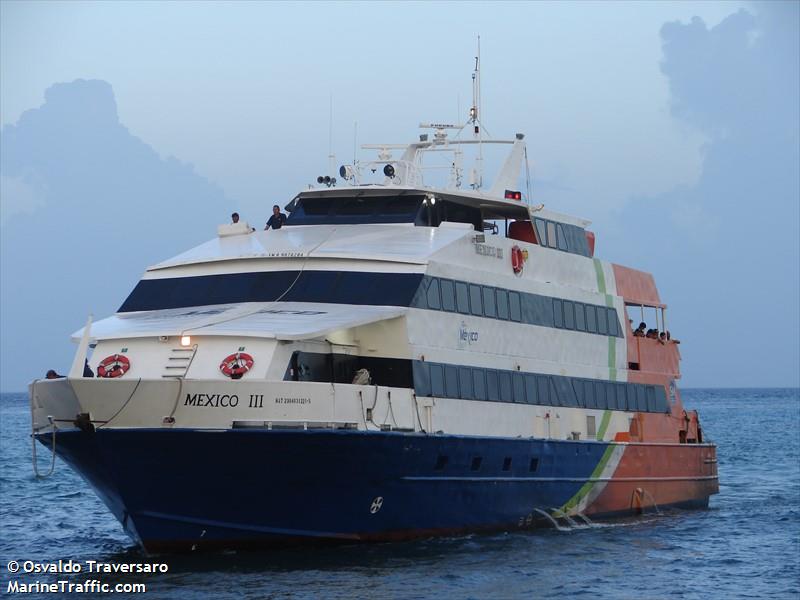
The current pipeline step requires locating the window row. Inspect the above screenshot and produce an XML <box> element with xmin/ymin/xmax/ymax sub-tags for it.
<box><xmin>413</xmin><ymin>276</ymin><xmax>622</xmax><ymax>338</ymax></box>
<box><xmin>413</xmin><ymin>361</ymin><xmax>668</xmax><ymax>413</ymax></box>
<box><xmin>533</xmin><ymin>218</ymin><xmax>591</xmax><ymax>257</ymax></box>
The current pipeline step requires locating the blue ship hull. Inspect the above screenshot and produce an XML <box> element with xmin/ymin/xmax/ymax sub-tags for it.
<box><xmin>40</xmin><ymin>429</ymin><xmax>704</xmax><ymax>553</ymax></box>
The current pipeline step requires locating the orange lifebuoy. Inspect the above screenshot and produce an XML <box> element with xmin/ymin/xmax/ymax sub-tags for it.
<box><xmin>97</xmin><ymin>354</ymin><xmax>131</xmax><ymax>378</ymax></box>
<box><xmin>220</xmin><ymin>352</ymin><xmax>254</xmax><ymax>379</ymax></box>
<box><xmin>511</xmin><ymin>245</ymin><xmax>524</xmax><ymax>274</ymax></box>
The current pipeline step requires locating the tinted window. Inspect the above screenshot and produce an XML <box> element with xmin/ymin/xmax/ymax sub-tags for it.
<box><xmin>535</xmin><ymin>219</ymin><xmax>547</xmax><ymax>245</ymax></box>
<box><xmin>556</xmin><ymin>377</ymin><xmax>577</xmax><ymax>407</ymax></box>
<box><xmin>537</xmin><ymin>376</ymin><xmax>550</xmax><ymax>405</ymax></box>
<box><xmin>595</xmin><ymin>382</ymin><xmax>606</xmax><ymax>409</ymax></box>
<box><xmin>469</xmin><ymin>284</ymin><xmax>483</xmax><ymax>316</ymax></box>
<box><xmin>487</xmin><ymin>371</ymin><xmax>500</xmax><ymax>401</ymax></box>
<box><xmin>499</xmin><ymin>372</ymin><xmax>513</xmax><ymax>402</ymax></box>
<box><xmin>626</xmin><ymin>384</ymin><xmax>637</xmax><ymax>411</ymax></box>
<box><xmin>513</xmin><ymin>373</ymin><xmax>526</xmax><ymax>403</ymax></box>
<box><xmin>338</xmin><ymin>197</ymin><xmax>375</xmax><ymax>215</ymax></box>
<box><xmin>616</xmin><ymin>384</ymin><xmax>626</xmax><ymax>411</ymax></box>
<box><xmin>597</xmin><ymin>305</ymin><xmax>608</xmax><ymax>335</ymax></box>
<box><xmin>483</xmin><ymin>287</ymin><xmax>496</xmax><ymax>317</ymax></box>
<box><xmin>646</xmin><ymin>386</ymin><xmax>656</xmax><ymax>412</ymax></box>
<box><xmin>586</xmin><ymin>305</ymin><xmax>597</xmax><ymax>333</ymax></box>
<box><xmin>497</xmin><ymin>289</ymin><xmax>510</xmax><ymax>320</ymax></box>
<box><xmin>556</xmin><ymin>224</ymin><xmax>568</xmax><ymax>251</ymax></box>
<box><xmin>636</xmin><ymin>385</ymin><xmax>647</xmax><ymax>411</ymax></box>
<box><xmin>575</xmin><ymin>303</ymin><xmax>586</xmax><ymax>331</ymax></box>
<box><xmin>563</xmin><ymin>300</ymin><xmax>575</xmax><ymax>330</ymax></box>
<box><xmin>459</xmin><ymin>368</ymin><xmax>473</xmax><ymax>400</ymax></box>
<box><xmin>456</xmin><ymin>282</ymin><xmax>470</xmax><ymax>314</ymax></box>
<box><xmin>445</xmin><ymin>366</ymin><xmax>459</xmax><ymax>398</ymax></box>
<box><xmin>546</xmin><ymin>222</ymin><xmax>557</xmax><ymax>248</ymax></box>
<box><xmin>426</xmin><ymin>278</ymin><xmax>441</xmax><ymax>310</ymax></box>
<box><xmin>430</xmin><ymin>364</ymin><xmax>445</xmax><ymax>396</ymax></box>
<box><xmin>384</xmin><ymin>196</ymin><xmax>421</xmax><ymax>214</ymax></box>
<box><xmin>473</xmin><ymin>369</ymin><xmax>487</xmax><ymax>401</ymax></box>
<box><xmin>553</xmin><ymin>299</ymin><xmax>564</xmax><ymax>328</ymax></box>
<box><xmin>607</xmin><ymin>308</ymin><xmax>619</xmax><ymax>336</ymax></box>
<box><xmin>286</xmin><ymin>194</ymin><xmax>424</xmax><ymax>226</ymax></box>
<box><xmin>298</xmin><ymin>197</ymin><xmax>334</xmax><ymax>215</ymax></box>
<box><xmin>525</xmin><ymin>375</ymin><xmax>537</xmax><ymax>404</ymax></box>
<box><xmin>605</xmin><ymin>383</ymin><xmax>616</xmax><ymax>409</ymax></box>
<box><xmin>550</xmin><ymin>379</ymin><xmax>562</xmax><ymax>406</ymax></box>
<box><xmin>573</xmin><ymin>379</ymin><xmax>585</xmax><ymax>407</ymax></box>
<box><xmin>584</xmin><ymin>380</ymin><xmax>596</xmax><ymax>408</ymax></box>
<box><xmin>441</xmin><ymin>279</ymin><xmax>456</xmax><ymax>312</ymax></box>
<box><xmin>509</xmin><ymin>292</ymin><xmax>522</xmax><ymax>322</ymax></box>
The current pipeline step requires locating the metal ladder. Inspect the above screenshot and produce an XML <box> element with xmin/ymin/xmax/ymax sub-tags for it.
<box><xmin>163</xmin><ymin>346</ymin><xmax>197</xmax><ymax>379</ymax></box>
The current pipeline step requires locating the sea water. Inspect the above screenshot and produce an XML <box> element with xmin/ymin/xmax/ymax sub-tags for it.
<box><xmin>1</xmin><ymin>389</ymin><xmax>798</xmax><ymax>599</ymax></box>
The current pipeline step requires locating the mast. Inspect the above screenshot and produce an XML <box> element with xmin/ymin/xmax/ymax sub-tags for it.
<box><xmin>470</xmin><ymin>36</ymin><xmax>483</xmax><ymax>190</ymax></box>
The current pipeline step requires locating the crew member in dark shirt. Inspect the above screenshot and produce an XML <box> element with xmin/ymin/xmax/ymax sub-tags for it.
<box><xmin>265</xmin><ymin>205</ymin><xmax>287</xmax><ymax>230</ymax></box>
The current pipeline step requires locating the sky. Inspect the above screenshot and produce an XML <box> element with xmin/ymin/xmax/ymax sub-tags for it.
<box><xmin>1</xmin><ymin>0</ymin><xmax>798</xmax><ymax>391</ymax></box>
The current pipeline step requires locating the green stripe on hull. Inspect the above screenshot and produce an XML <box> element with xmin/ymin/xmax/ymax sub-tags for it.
<box><xmin>557</xmin><ymin>442</ymin><xmax>617</xmax><ymax>514</ymax></box>
<box><xmin>557</xmin><ymin>259</ymin><xmax>624</xmax><ymax>514</ymax></box>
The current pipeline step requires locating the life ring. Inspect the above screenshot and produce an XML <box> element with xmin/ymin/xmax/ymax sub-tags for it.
<box><xmin>511</xmin><ymin>245</ymin><xmax>524</xmax><ymax>274</ymax></box>
<box><xmin>97</xmin><ymin>354</ymin><xmax>131</xmax><ymax>378</ymax></box>
<box><xmin>220</xmin><ymin>352</ymin><xmax>254</xmax><ymax>379</ymax></box>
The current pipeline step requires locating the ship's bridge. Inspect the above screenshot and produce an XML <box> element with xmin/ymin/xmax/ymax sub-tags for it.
<box><xmin>282</xmin><ymin>186</ymin><xmax>595</xmax><ymax>260</ymax></box>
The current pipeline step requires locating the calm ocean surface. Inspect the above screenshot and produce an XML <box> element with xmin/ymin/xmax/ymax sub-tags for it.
<box><xmin>1</xmin><ymin>388</ymin><xmax>798</xmax><ymax>599</ymax></box>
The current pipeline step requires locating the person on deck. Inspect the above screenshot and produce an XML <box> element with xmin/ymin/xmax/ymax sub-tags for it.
<box><xmin>231</xmin><ymin>212</ymin><xmax>240</xmax><ymax>224</ymax></box>
<box><xmin>265</xmin><ymin>205</ymin><xmax>287</xmax><ymax>230</ymax></box>
<box><xmin>633</xmin><ymin>322</ymin><xmax>646</xmax><ymax>337</ymax></box>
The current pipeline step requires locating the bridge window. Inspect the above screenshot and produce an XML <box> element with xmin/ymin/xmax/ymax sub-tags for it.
<box><xmin>287</xmin><ymin>193</ymin><xmax>424</xmax><ymax>225</ymax></box>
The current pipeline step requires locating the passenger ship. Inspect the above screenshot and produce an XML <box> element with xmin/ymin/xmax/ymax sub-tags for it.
<box><xmin>30</xmin><ymin>86</ymin><xmax>718</xmax><ymax>553</ymax></box>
